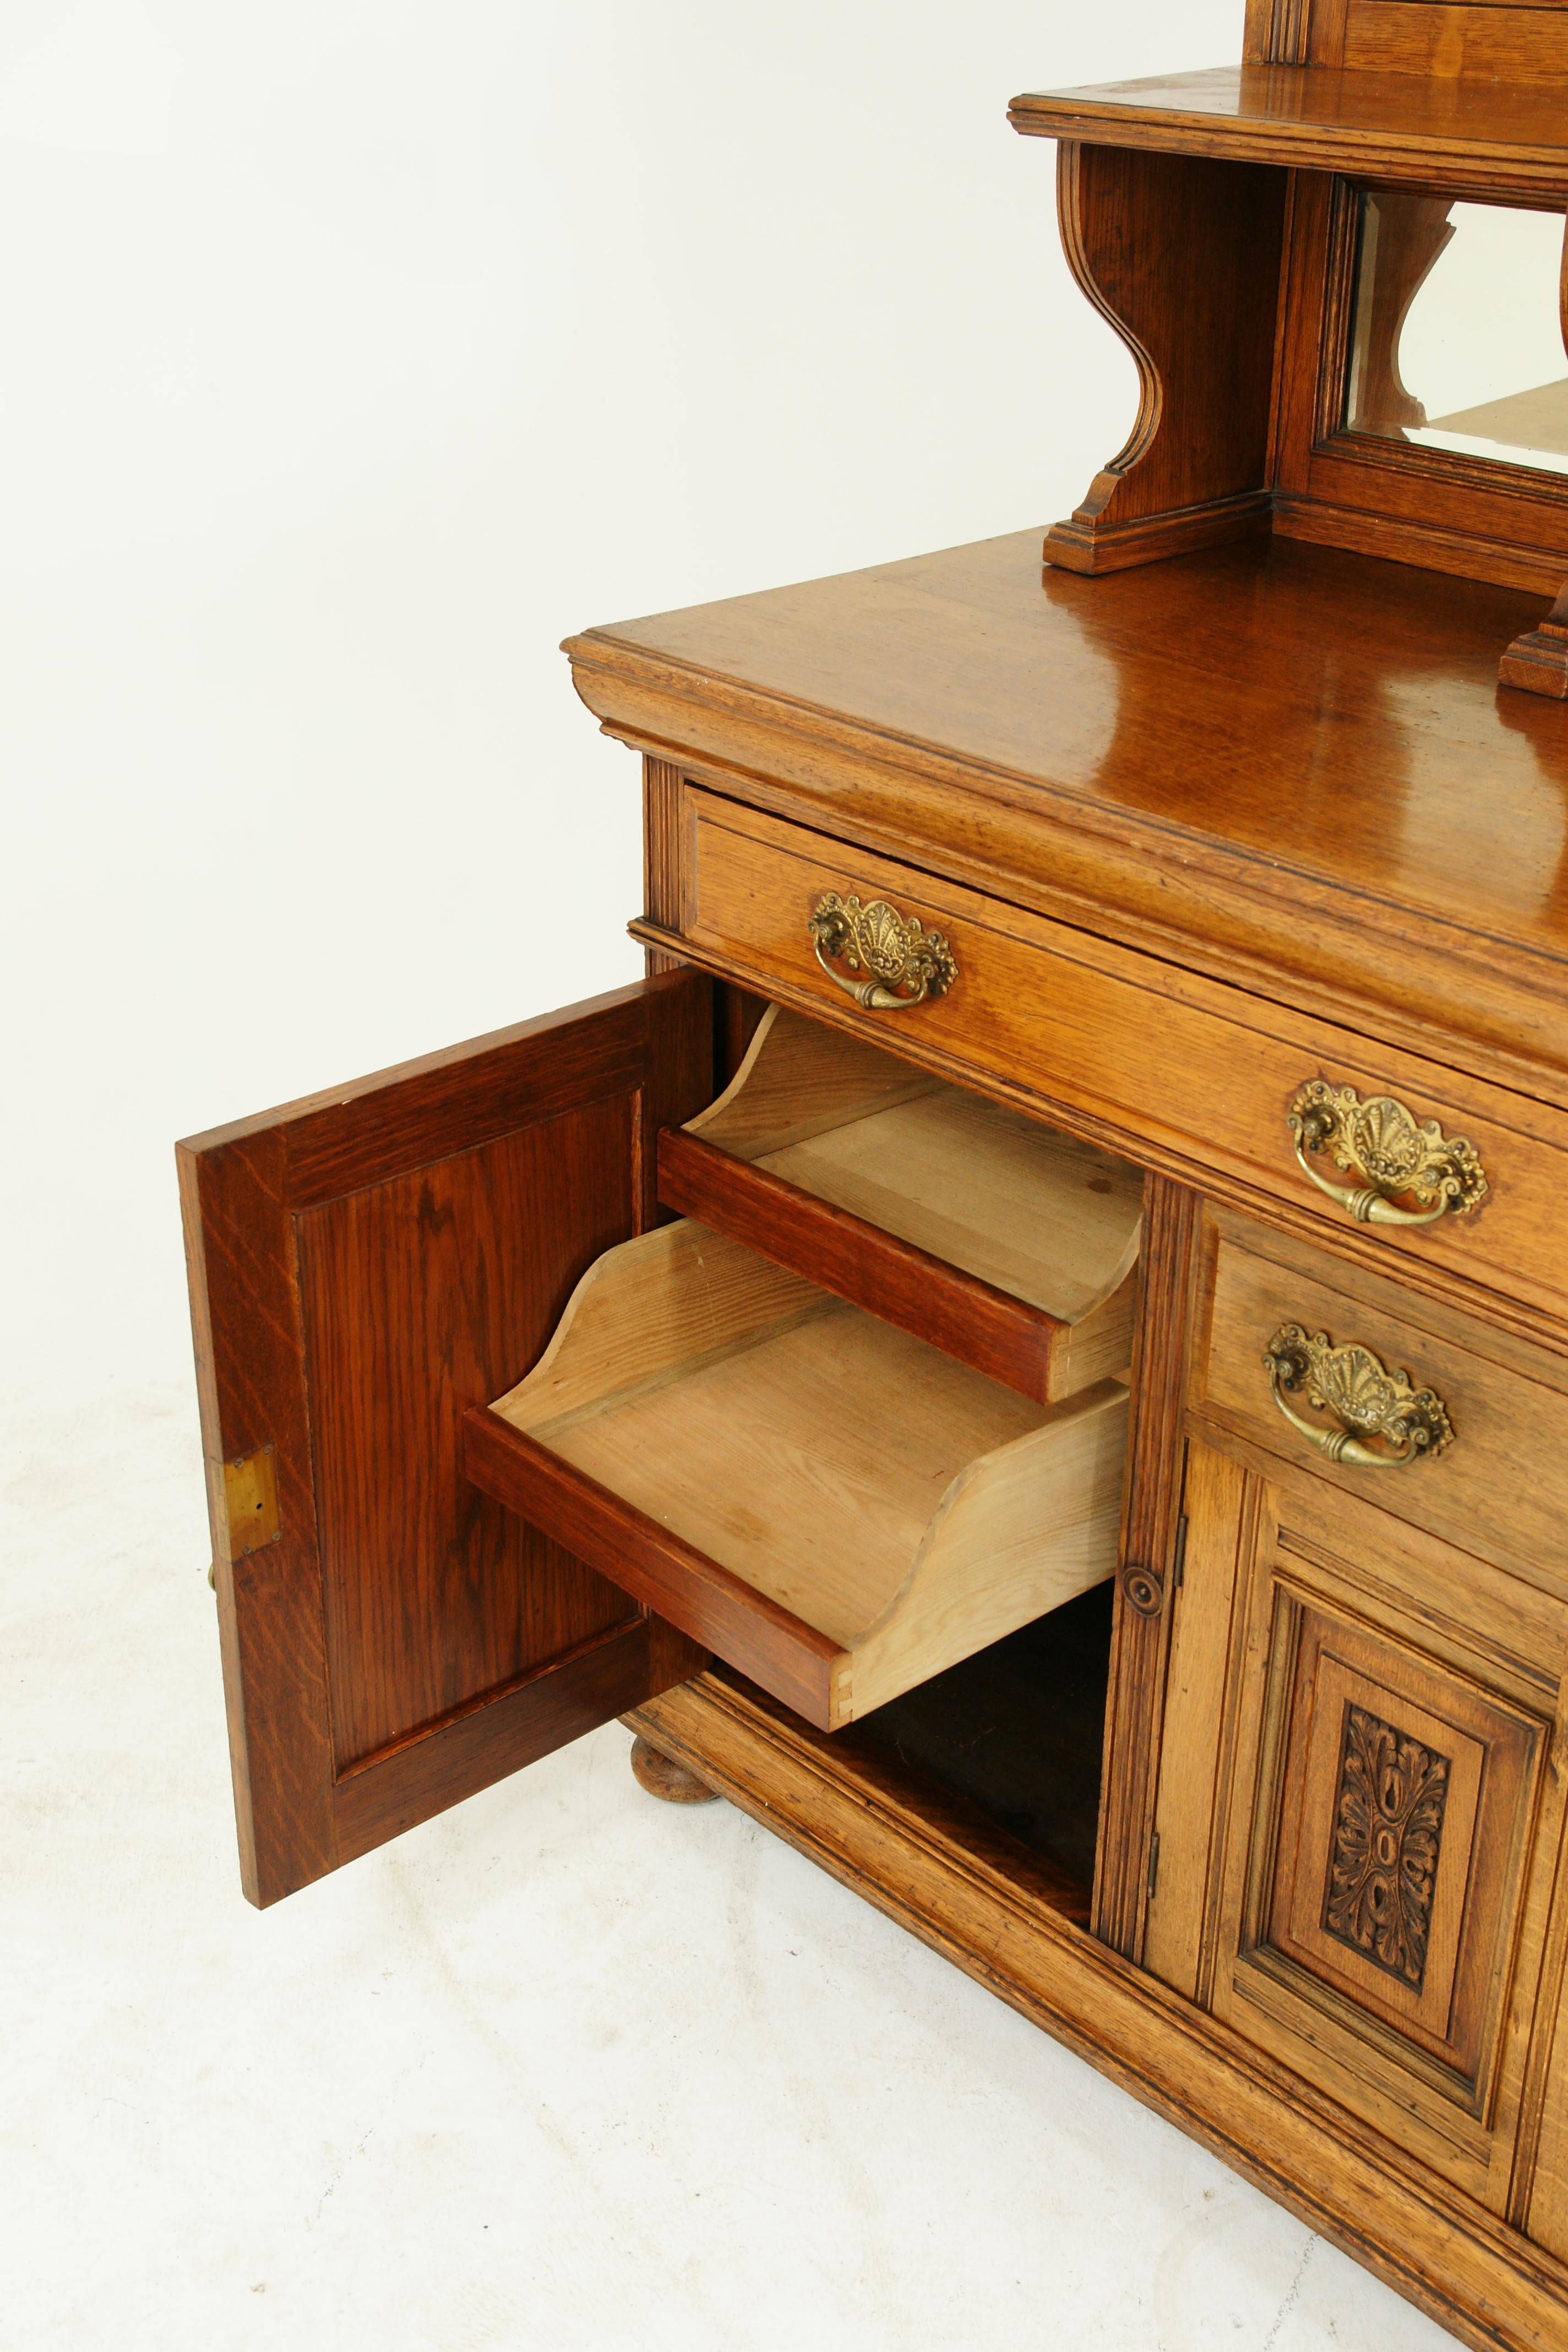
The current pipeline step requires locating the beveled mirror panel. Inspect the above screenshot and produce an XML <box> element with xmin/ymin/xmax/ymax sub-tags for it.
<box><xmin>1344</xmin><ymin>191</ymin><xmax>1568</xmax><ymax>478</ymax></box>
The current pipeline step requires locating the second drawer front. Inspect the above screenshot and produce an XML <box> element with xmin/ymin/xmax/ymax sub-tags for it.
<box><xmin>1191</xmin><ymin>1209</ymin><xmax>1568</xmax><ymax>1599</ymax></box>
<box><xmin>680</xmin><ymin>788</ymin><xmax>1568</xmax><ymax>1332</ymax></box>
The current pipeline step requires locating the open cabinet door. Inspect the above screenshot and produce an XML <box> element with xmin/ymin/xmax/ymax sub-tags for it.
<box><xmin>178</xmin><ymin>969</ymin><xmax>712</xmax><ymax>1907</ymax></box>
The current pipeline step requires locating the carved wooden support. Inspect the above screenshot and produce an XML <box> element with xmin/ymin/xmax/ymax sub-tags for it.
<box><xmin>628</xmin><ymin>1730</ymin><xmax>720</xmax><ymax>1805</ymax></box>
<box><xmin>1500</xmin><ymin>582</ymin><xmax>1568</xmax><ymax>699</ymax></box>
<box><xmin>1044</xmin><ymin>145</ymin><xmax>1287</xmax><ymax>576</ymax></box>
<box><xmin>1346</xmin><ymin>195</ymin><xmax>1454</xmax><ymax>438</ymax></box>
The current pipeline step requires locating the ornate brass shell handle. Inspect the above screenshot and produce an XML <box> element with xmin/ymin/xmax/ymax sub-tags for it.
<box><xmin>808</xmin><ymin>891</ymin><xmax>959</xmax><ymax>1012</ymax></box>
<box><xmin>1287</xmin><ymin>1080</ymin><xmax>1487</xmax><ymax>1228</ymax></box>
<box><xmin>1263</xmin><ymin>1324</ymin><xmax>1453</xmax><ymax>1470</ymax></box>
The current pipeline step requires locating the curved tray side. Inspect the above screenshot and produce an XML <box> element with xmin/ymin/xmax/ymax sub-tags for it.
<box><xmin>846</xmin><ymin>1381</ymin><xmax>1129</xmax><ymax>1721</ymax></box>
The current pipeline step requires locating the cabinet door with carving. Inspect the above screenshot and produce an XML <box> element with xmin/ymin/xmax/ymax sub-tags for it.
<box><xmin>1146</xmin><ymin>1435</ymin><xmax>1568</xmax><ymax>2217</ymax></box>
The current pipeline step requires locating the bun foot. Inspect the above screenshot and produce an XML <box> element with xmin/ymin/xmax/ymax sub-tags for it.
<box><xmin>629</xmin><ymin>1734</ymin><xmax>719</xmax><ymax>1805</ymax></box>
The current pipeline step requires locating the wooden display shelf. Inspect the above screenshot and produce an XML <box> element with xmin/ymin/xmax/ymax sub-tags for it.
<box><xmin>658</xmin><ymin>1005</ymin><xmax>1141</xmax><ymax>1404</ymax></box>
<box><xmin>464</xmin><ymin>1219</ymin><xmax>1128</xmax><ymax>1732</ymax></box>
<box><xmin>1009</xmin><ymin>64</ymin><xmax>1568</xmax><ymax>197</ymax></box>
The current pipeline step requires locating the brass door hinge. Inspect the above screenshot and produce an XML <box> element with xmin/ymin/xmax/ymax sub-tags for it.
<box><xmin>209</xmin><ymin>1446</ymin><xmax>281</xmax><ymax>1586</ymax></box>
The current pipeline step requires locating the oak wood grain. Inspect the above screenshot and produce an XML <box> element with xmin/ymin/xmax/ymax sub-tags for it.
<box><xmin>1343</xmin><ymin>2</ymin><xmax>1568</xmax><ymax>83</ymax></box>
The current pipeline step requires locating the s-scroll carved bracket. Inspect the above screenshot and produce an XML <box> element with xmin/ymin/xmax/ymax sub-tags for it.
<box><xmin>1040</xmin><ymin>144</ymin><xmax>1286</xmax><ymax>576</ymax></box>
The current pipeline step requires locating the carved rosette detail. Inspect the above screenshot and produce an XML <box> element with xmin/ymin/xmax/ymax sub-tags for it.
<box><xmin>1120</xmin><ymin>1564</ymin><xmax>1165</xmax><ymax>1619</ymax></box>
<box><xmin>808</xmin><ymin>892</ymin><xmax>959</xmax><ymax>1012</ymax></box>
<box><xmin>1322</xmin><ymin>1701</ymin><xmax>1451</xmax><ymax>1990</ymax></box>
<box><xmin>1288</xmin><ymin>1080</ymin><xmax>1487</xmax><ymax>1222</ymax></box>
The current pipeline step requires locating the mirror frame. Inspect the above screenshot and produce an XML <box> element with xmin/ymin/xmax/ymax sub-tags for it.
<box><xmin>1272</xmin><ymin>172</ymin><xmax>1568</xmax><ymax>595</ymax></box>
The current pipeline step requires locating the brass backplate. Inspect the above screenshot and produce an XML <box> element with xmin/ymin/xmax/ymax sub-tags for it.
<box><xmin>222</xmin><ymin>1445</ymin><xmax>281</xmax><ymax>1560</ymax></box>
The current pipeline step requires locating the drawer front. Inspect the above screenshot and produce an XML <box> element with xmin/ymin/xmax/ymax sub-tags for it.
<box><xmin>1190</xmin><ymin>1208</ymin><xmax>1568</xmax><ymax>1602</ymax></box>
<box><xmin>678</xmin><ymin>788</ymin><xmax>1568</xmax><ymax>1334</ymax></box>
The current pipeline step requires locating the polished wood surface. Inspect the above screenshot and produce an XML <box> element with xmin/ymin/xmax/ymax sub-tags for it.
<box><xmin>1142</xmin><ymin>1439</ymin><xmax>1251</xmax><ymax>2002</ymax></box>
<box><xmin>1012</xmin><ymin>25</ymin><xmax>1568</xmax><ymax>643</ymax></box>
<box><xmin>177</xmin><ymin>972</ymin><xmax>710</xmax><ymax>1905</ymax></box>
<box><xmin>475</xmin><ymin>1217</ymin><xmax>1126</xmax><ymax>1729</ymax></box>
<box><xmin>1504</xmin><ymin>582</ymin><xmax>1568</xmax><ymax>701</ymax></box>
<box><xmin>1009</xmin><ymin>64</ymin><xmax>1568</xmax><ymax>193</ymax></box>
<box><xmin>570</xmin><ymin>534</ymin><xmax>1568</xmax><ymax>1092</ymax></box>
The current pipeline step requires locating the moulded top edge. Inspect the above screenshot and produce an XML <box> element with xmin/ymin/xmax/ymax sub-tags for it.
<box><xmin>1009</xmin><ymin>63</ymin><xmax>1568</xmax><ymax>189</ymax></box>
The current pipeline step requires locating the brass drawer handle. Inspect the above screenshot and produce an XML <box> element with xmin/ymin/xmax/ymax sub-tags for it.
<box><xmin>808</xmin><ymin>891</ymin><xmax>957</xmax><ymax>1012</ymax></box>
<box><xmin>1263</xmin><ymin>1324</ymin><xmax>1453</xmax><ymax>1469</ymax></box>
<box><xmin>1287</xmin><ymin>1081</ymin><xmax>1487</xmax><ymax>1228</ymax></box>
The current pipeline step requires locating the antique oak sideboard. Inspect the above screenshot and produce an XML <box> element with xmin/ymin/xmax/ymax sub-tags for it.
<box><xmin>179</xmin><ymin>6</ymin><xmax>1568</xmax><ymax>2344</ymax></box>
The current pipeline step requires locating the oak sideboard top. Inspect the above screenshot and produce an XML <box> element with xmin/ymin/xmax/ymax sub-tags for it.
<box><xmin>567</xmin><ymin>530</ymin><xmax>1568</xmax><ymax>1103</ymax></box>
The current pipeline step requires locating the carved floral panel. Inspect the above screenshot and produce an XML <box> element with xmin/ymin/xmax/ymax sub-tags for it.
<box><xmin>1321</xmin><ymin>1700</ymin><xmax>1451</xmax><ymax>1991</ymax></box>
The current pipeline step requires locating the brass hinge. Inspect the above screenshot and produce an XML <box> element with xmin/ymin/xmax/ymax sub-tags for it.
<box><xmin>209</xmin><ymin>1446</ymin><xmax>281</xmax><ymax>1587</ymax></box>
<box><xmin>1147</xmin><ymin>1831</ymin><xmax>1161</xmax><ymax>1902</ymax></box>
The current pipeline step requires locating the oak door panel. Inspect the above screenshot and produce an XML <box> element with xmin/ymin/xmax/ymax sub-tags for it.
<box><xmin>1244</xmin><ymin>1591</ymin><xmax>1540</xmax><ymax>2102</ymax></box>
<box><xmin>295</xmin><ymin>1105</ymin><xmax>639</xmax><ymax>1770</ymax></box>
<box><xmin>179</xmin><ymin>971</ymin><xmax>712</xmax><ymax>1907</ymax></box>
<box><xmin>1189</xmin><ymin>1452</ymin><xmax>1565</xmax><ymax>2209</ymax></box>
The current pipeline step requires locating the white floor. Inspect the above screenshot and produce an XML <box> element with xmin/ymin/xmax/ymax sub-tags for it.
<box><xmin>3</xmin><ymin>1379</ymin><xmax>1463</xmax><ymax>2352</ymax></box>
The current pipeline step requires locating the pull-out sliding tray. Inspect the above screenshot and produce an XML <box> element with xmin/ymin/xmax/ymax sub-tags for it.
<box><xmin>657</xmin><ymin>1007</ymin><xmax>1141</xmax><ymax>1402</ymax></box>
<box><xmin>463</xmin><ymin>1219</ymin><xmax>1128</xmax><ymax>1731</ymax></box>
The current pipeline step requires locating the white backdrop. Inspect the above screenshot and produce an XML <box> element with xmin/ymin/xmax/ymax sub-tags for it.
<box><xmin>0</xmin><ymin>0</ymin><xmax>1241</xmax><ymax>1403</ymax></box>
